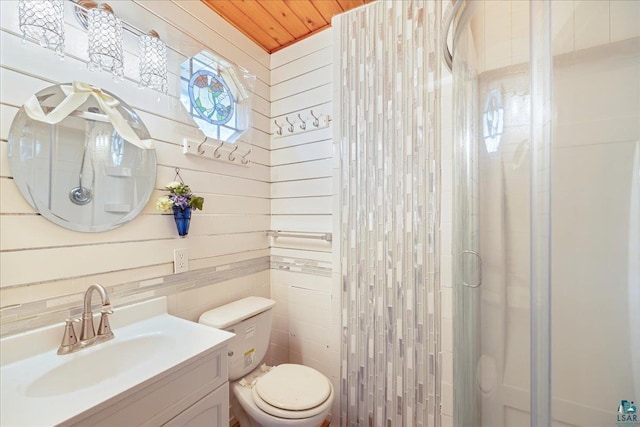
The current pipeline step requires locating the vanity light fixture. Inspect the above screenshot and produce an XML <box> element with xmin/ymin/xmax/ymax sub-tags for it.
<box><xmin>17</xmin><ymin>0</ymin><xmax>170</xmax><ymax>95</ymax></box>
<box><xmin>18</xmin><ymin>0</ymin><xmax>65</xmax><ymax>58</ymax></box>
<box><xmin>86</xmin><ymin>2</ymin><xmax>124</xmax><ymax>80</ymax></box>
<box><xmin>138</xmin><ymin>30</ymin><xmax>168</xmax><ymax>94</ymax></box>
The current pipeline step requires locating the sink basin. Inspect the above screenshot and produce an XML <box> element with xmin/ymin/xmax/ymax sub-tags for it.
<box><xmin>26</xmin><ymin>333</ymin><xmax>174</xmax><ymax>397</ymax></box>
<box><xmin>0</xmin><ymin>297</ymin><xmax>234</xmax><ymax>426</ymax></box>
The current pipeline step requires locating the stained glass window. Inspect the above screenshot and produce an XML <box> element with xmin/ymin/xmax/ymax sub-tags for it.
<box><xmin>180</xmin><ymin>51</ymin><xmax>252</xmax><ymax>143</ymax></box>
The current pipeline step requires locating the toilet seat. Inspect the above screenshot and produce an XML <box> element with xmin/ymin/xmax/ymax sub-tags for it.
<box><xmin>251</xmin><ymin>364</ymin><xmax>333</xmax><ymax>420</ymax></box>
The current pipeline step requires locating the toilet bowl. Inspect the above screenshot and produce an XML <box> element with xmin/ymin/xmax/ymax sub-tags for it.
<box><xmin>232</xmin><ymin>364</ymin><xmax>333</xmax><ymax>427</ymax></box>
<box><xmin>199</xmin><ymin>297</ymin><xmax>334</xmax><ymax>427</ymax></box>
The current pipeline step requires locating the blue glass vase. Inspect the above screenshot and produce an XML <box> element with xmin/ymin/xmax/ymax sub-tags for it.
<box><xmin>172</xmin><ymin>206</ymin><xmax>191</xmax><ymax>237</ymax></box>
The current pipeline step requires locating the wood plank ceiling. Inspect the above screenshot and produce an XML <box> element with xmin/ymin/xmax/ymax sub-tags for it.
<box><xmin>201</xmin><ymin>0</ymin><xmax>374</xmax><ymax>53</ymax></box>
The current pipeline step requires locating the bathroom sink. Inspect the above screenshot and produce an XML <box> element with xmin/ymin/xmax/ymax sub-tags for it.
<box><xmin>26</xmin><ymin>333</ymin><xmax>174</xmax><ymax>397</ymax></box>
<box><xmin>0</xmin><ymin>297</ymin><xmax>234</xmax><ymax>426</ymax></box>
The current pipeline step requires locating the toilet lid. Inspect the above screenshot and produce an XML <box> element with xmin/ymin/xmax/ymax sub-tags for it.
<box><xmin>254</xmin><ymin>364</ymin><xmax>331</xmax><ymax>411</ymax></box>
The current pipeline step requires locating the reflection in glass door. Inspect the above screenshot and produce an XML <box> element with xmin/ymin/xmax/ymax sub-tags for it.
<box><xmin>450</xmin><ymin>1</ymin><xmax>640</xmax><ymax>426</ymax></box>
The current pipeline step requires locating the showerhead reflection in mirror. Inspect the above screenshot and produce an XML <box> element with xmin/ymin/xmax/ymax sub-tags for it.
<box><xmin>7</xmin><ymin>83</ymin><xmax>157</xmax><ymax>232</ymax></box>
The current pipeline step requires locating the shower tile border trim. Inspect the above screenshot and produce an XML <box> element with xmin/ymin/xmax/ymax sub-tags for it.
<box><xmin>270</xmin><ymin>256</ymin><xmax>333</xmax><ymax>278</ymax></box>
<box><xmin>1</xmin><ymin>255</ymin><xmax>333</xmax><ymax>337</ymax></box>
<box><xmin>0</xmin><ymin>256</ymin><xmax>270</xmax><ymax>337</ymax></box>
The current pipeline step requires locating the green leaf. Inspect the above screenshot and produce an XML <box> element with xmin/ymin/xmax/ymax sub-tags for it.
<box><xmin>190</xmin><ymin>196</ymin><xmax>204</xmax><ymax>211</ymax></box>
<box><xmin>195</xmin><ymin>98</ymin><xmax>205</xmax><ymax>112</ymax></box>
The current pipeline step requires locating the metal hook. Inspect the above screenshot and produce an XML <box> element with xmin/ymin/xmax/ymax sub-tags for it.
<box><xmin>197</xmin><ymin>137</ymin><xmax>207</xmax><ymax>155</ymax></box>
<box><xmin>274</xmin><ymin>119</ymin><xmax>283</xmax><ymax>136</ymax></box>
<box><xmin>228</xmin><ymin>145</ymin><xmax>239</xmax><ymax>161</ymax></box>
<box><xmin>241</xmin><ymin>148</ymin><xmax>252</xmax><ymax>165</ymax></box>
<box><xmin>297</xmin><ymin>113</ymin><xmax>307</xmax><ymax>130</ymax></box>
<box><xmin>285</xmin><ymin>116</ymin><xmax>295</xmax><ymax>133</ymax></box>
<box><xmin>310</xmin><ymin>110</ymin><xmax>320</xmax><ymax>127</ymax></box>
<box><xmin>213</xmin><ymin>140</ymin><xmax>225</xmax><ymax>158</ymax></box>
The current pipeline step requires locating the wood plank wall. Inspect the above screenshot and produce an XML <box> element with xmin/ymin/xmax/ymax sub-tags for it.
<box><xmin>268</xmin><ymin>29</ymin><xmax>340</xmax><ymax>425</ymax></box>
<box><xmin>1</xmin><ymin>4</ymin><xmax>340</xmax><ymax>422</ymax></box>
<box><xmin>0</xmin><ymin>0</ymin><xmax>272</xmax><ymax>317</ymax></box>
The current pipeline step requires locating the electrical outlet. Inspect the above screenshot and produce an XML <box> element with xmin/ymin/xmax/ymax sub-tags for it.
<box><xmin>174</xmin><ymin>248</ymin><xmax>189</xmax><ymax>273</ymax></box>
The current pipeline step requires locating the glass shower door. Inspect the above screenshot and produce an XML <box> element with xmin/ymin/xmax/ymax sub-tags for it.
<box><xmin>549</xmin><ymin>2</ymin><xmax>640</xmax><ymax>425</ymax></box>
<box><xmin>452</xmin><ymin>2</ymin><xmax>534</xmax><ymax>426</ymax></box>
<box><xmin>451</xmin><ymin>1</ymin><xmax>640</xmax><ymax>426</ymax></box>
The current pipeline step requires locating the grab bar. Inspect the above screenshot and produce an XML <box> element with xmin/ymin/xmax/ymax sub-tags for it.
<box><xmin>267</xmin><ymin>230</ymin><xmax>332</xmax><ymax>242</ymax></box>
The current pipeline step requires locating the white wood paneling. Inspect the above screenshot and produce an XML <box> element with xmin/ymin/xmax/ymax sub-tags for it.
<box><xmin>271</xmin><ymin>84</ymin><xmax>333</xmax><ymax>117</ymax></box>
<box><xmin>271</xmin><ymin>247</ymin><xmax>333</xmax><ymax>262</ymax></box>
<box><xmin>271</xmin><ymin>214</ymin><xmax>332</xmax><ymax>232</ymax></box>
<box><xmin>271</xmin><ymin>197</ymin><xmax>332</xmax><ymax>215</ymax></box>
<box><xmin>267</xmin><ymin>31</ymin><xmax>337</xmax><ymax>408</ymax></box>
<box><xmin>271</xmin><ymin>46</ymin><xmax>333</xmax><ymax>85</ymax></box>
<box><xmin>271</xmin><ymin>159</ymin><xmax>333</xmax><ymax>182</ymax></box>
<box><xmin>1</xmin><ymin>232</ymin><xmax>269</xmax><ymax>287</ymax></box>
<box><xmin>271</xmin><ymin>140</ymin><xmax>333</xmax><ymax>165</ymax></box>
<box><xmin>0</xmin><ymin>214</ymin><xmax>269</xmax><ymax>250</ymax></box>
<box><xmin>271</xmin><ymin>178</ymin><xmax>333</xmax><ymax>198</ymax></box>
<box><xmin>0</xmin><ymin>0</ymin><xmax>270</xmax><ymax>302</ymax></box>
<box><xmin>270</xmin><ymin>28</ymin><xmax>333</xmax><ymax>70</ymax></box>
<box><xmin>271</xmin><ymin>65</ymin><xmax>333</xmax><ymax>101</ymax></box>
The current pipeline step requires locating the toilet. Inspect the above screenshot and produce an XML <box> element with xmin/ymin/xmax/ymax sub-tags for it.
<box><xmin>199</xmin><ymin>297</ymin><xmax>334</xmax><ymax>427</ymax></box>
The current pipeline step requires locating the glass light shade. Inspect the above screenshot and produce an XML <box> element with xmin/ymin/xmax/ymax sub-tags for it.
<box><xmin>18</xmin><ymin>0</ymin><xmax>65</xmax><ymax>58</ymax></box>
<box><xmin>87</xmin><ymin>4</ymin><xmax>123</xmax><ymax>80</ymax></box>
<box><xmin>139</xmin><ymin>31</ymin><xmax>168</xmax><ymax>94</ymax></box>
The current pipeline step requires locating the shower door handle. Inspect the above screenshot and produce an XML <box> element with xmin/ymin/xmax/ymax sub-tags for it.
<box><xmin>462</xmin><ymin>250</ymin><xmax>483</xmax><ymax>288</ymax></box>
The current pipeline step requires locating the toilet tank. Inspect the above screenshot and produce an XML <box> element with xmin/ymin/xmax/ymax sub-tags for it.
<box><xmin>199</xmin><ymin>296</ymin><xmax>275</xmax><ymax>381</ymax></box>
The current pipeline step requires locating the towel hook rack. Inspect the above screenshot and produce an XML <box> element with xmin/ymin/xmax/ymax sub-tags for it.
<box><xmin>213</xmin><ymin>140</ymin><xmax>225</xmax><ymax>158</ymax></box>
<box><xmin>274</xmin><ymin>119</ymin><xmax>283</xmax><ymax>136</ymax></box>
<box><xmin>228</xmin><ymin>145</ymin><xmax>239</xmax><ymax>161</ymax></box>
<box><xmin>310</xmin><ymin>110</ymin><xmax>320</xmax><ymax>127</ymax></box>
<box><xmin>241</xmin><ymin>148</ymin><xmax>252</xmax><ymax>165</ymax></box>
<box><xmin>197</xmin><ymin>137</ymin><xmax>207</xmax><ymax>155</ymax></box>
<box><xmin>285</xmin><ymin>116</ymin><xmax>295</xmax><ymax>133</ymax></box>
<box><xmin>297</xmin><ymin>113</ymin><xmax>306</xmax><ymax>130</ymax></box>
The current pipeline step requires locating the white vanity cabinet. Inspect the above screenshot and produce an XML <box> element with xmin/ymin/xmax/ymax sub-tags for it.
<box><xmin>62</xmin><ymin>343</ymin><xmax>230</xmax><ymax>427</ymax></box>
<box><xmin>163</xmin><ymin>383</ymin><xmax>229</xmax><ymax>427</ymax></box>
<box><xmin>1</xmin><ymin>298</ymin><xmax>234</xmax><ymax>427</ymax></box>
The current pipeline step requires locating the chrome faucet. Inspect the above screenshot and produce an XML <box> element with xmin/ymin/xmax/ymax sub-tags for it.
<box><xmin>57</xmin><ymin>284</ymin><xmax>114</xmax><ymax>355</ymax></box>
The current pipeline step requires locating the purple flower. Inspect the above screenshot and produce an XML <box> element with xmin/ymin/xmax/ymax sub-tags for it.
<box><xmin>172</xmin><ymin>194</ymin><xmax>190</xmax><ymax>210</ymax></box>
<box><xmin>156</xmin><ymin>181</ymin><xmax>204</xmax><ymax>213</ymax></box>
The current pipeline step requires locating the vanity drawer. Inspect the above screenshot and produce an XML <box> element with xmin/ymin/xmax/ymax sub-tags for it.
<box><xmin>163</xmin><ymin>382</ymin><xmax>229</xmax><ymax>427</ymax></box>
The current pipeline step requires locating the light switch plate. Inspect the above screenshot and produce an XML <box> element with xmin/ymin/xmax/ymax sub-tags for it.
<box><xmin>174</xmin><ymin>248</ymin><xmax>189</xmax><ymax>273</ymax></box>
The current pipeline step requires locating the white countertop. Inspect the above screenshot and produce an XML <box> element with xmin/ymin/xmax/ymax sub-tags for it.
<box><xmin>0</xmin><ymin>297</ymin><xmax>234</xmax><ymax>427</ymax></box>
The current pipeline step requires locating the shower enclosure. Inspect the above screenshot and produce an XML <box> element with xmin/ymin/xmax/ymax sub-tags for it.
<box><xmin>450</xmin><ymin>1</ymin><xmax>639</xmax><ymax>426</ymax></box>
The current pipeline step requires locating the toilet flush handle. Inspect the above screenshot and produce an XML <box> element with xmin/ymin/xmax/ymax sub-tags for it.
<box><xmin>228</xmin><ymin>350</ymin><xmax>234</xmax><ymax>357</ymax></box>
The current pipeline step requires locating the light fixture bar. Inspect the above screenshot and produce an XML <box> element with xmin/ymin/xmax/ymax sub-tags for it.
<box><xmin>72</xmin><ymin>0</ymin><xmax>151</xmax><ymax>40</ymax></box>
<box><xmin>70</xmin><ymin>0</ymin><xmax>168</xmax><ymax>93</ymax></box>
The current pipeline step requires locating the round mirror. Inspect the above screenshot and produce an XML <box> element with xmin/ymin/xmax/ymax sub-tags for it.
<box><xmin>8</xmin><ymin>84</ymin><xmax>157</xmax><ymax>232</ymax></box>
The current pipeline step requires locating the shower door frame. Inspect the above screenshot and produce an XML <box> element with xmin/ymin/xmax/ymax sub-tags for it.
<box><xmin>449</xmin><ymin>1</ymin><xmax>553</xmax><ymax>426</ymax></box>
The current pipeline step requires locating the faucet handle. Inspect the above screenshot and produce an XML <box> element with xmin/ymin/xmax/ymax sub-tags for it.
<box><xmin>97</xmin><ymin>306</ymin><xmax>114</xmax><ymax>339</ymax></box>
<box><xmin>57</xmin><ymin>318</ymin><xmax>79</xmax><ymax>355</ymax></box>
